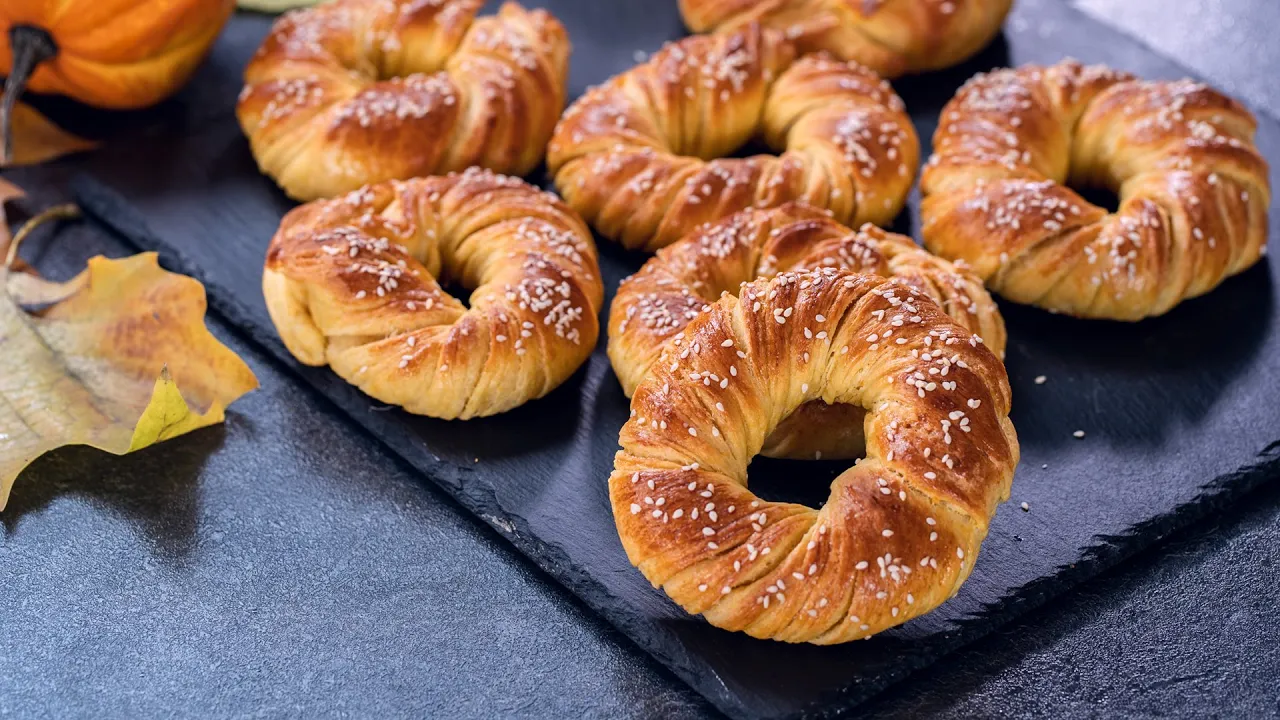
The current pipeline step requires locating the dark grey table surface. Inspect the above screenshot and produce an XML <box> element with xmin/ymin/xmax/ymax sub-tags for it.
<box><xmin>3</xmin><ymin>1</ymin><xmax>1279</xmax><ymax>718</ymax></box>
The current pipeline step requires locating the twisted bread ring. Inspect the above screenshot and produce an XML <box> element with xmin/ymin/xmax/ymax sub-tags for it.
<box><xmin>679</xmin><ymin>0</ymin><xmax>1013</xmax><ymax>78</ymax></box>
<box><xmin>263</xmin><ymin>169</ymin><xmax>603</xmax><ymax>419</ymax></box>
<box><xmin>609</xmin><ymin>203</ymin><xmax>1005</xmax><ymax>459</ymax></box>
<box><xmin>610</xmin><ymin>268</ymin><xmax>1018</xmax><ymax>643</ymax></box>
<box><xmin>238</xmin><ymin>0</ymin><xmax>570</xmax><ymax>201</ymax></box>
<box><xmin>921</xmin><ymin>60</ymin><xmax>1271</xmax><ymax>320</ymax></box>
<box><xmin>547</xmin><ymin>25</ymin><xmax>919</xmax><ymax>252</ymax></box>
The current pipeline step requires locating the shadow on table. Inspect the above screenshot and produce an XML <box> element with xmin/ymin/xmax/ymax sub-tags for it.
<box><xmin>2</xmin><ymin>423</ymin><xmax>225</xmax><ymax>562</ymax></box>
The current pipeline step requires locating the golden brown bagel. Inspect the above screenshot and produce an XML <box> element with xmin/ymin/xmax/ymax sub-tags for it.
<box><xmin>921</xmin><ymin>59</ymin><xmax>1270</xmax><ymax>320</ymax></box>
<box><xmin>263</xmin><ymin>169</ymin><xmax>603</xmax><ymax>419</ymax></box>
<box><xmin>609</xmin><ymin>268</ymin><xmax>1019</xmax><ymax>643</ymax></box>
<box><xmin>238</xmin><ymin>0</ymin><xmax>570</xmax><ymax>201</ymax></box>
<box><xmin>609</xmin><ymin>203</ymin><xmax>1005</xmax><ymax>459</ymax></box>
<box><xmin>547</xmin><ymin>25</ymin><xmax>918</xmax><ymax>252</ymax></box>
<box><xmin>679</xmin><ymin>0</ymin><xmax>1013</xmax><ymax>78</ymax></box>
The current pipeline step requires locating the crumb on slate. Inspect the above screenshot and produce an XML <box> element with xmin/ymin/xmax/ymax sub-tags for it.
<box><xmin>1034</xmin><ymin>375</ymin><xmax>1047</xmax><ymax>385</ymax></box>
<box><xmin>1073</xmin><ymin>430</ymin><xmax>1086</xmax><ymax>438</ymax></box>
<box><xmin>1020</xmin><ymin>502</ymin><xmax>1030</xmax><ymax>511</ymax></box>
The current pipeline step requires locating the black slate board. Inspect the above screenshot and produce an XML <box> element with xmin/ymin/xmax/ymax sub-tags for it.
<box><xmin>32</xmin><ymin>0</ymin><xmax>1280</xmax><ymax>717</ymax></box>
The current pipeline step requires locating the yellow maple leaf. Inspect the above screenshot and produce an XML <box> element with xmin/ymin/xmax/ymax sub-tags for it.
<box><xmin>0</xmin><ymin>199</ymin><xmax>258</xmax><ymax>510</ymax></box>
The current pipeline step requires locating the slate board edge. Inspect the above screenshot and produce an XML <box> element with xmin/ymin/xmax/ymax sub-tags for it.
<box><xmin>70</xmin><ymin>172</ymin><xmax>1280</xmax><ymax>720</ymax></box>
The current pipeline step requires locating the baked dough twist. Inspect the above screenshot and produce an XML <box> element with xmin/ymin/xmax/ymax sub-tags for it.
<box><xmin>610</xmin><ymin>268</ymin><xmax>1018</xmax><ymax>643</ymax></box>
<box><xmin>921</xmin><ymin>60</ymin><xmax>1270</xmax><ymax>319</ymax></box>
<box><xmin>238</xmin><ymin>0</ymin><xmax>570</xmax><ymax>201</ymax></box>
<box><xmin>679</xmin><ymin>0</ymin><xmax>1013</xmax><ymax>78</ymax></box>
<box><xmin>609</xmin><ymin>203</ymin><xmax>1005</xmax><ymax>459</ymax></box>
<box><xmin>547</xmin><ymin>25</ymin><xmax>918</xmax><ymax>252</ymax></box>
<box><xmin>263</xmin><ymin>169</ymin><xmax>603</xmax><ymax>419</ymax></box>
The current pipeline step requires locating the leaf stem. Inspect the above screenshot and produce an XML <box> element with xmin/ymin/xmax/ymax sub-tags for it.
<box><xmin>5</xmin><ymin>203</ymin><xmax>79</xmax><ymax>268</ymax></box>
<box><xmin>2</xmin><ymin>26</ymin><xmax>59</xmax><ymax>164</ymax></box>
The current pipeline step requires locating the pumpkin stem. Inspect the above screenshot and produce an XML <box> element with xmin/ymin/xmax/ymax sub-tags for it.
<box><xmin>1</xmin><ymin>25</ymin><xmax>59</xmax><ymax>165</ymax></box>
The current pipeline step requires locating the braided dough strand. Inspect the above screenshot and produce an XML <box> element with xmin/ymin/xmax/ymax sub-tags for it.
<box><xmin>263</xmin><ymin>169</ymin><xmax>603</xmax><ymax>418</ymax></box>
<box><xmin>610</xmin><ymin>269</ymin><xmax>1018</xmax><ymax>643</ymax></box>
<box><xmin>679</xmin><ymin>0</ymin><xmax>1014</xmax><ymax>78</ymax></box>
<box><xmin>548</xmin><ymin>25</ymin><xmax>918</xmax><ymax>251</ymax></box>
<box><xmin>921</xmin><ymin>60</ymin><xmax>1270</xmax><ymax>319</ymax></box>
<box><xmin>238</xmin><ymin>0</ymin><xmax>570</xmax><ymax>200</ymax></box>
<box><xmin>609</xmin><ymin>203</ymin><xmax>1004</xmax><ymax>459</ymax></box>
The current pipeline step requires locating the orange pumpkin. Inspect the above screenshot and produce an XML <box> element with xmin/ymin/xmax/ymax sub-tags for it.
<box><xmin>0</xmin><ymin>0</ymin><xmax>235</xmax><ymax>159</ymax></box>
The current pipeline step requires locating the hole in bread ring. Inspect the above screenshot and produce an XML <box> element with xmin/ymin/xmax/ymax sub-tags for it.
<box><xmin>237</xmin><ymin>0</ymin><xmax>571</xmax><ymax>201</ymax></box>
<box><xmin>547</xmin><ymin>25</ymin><xmax>919</xmax><ymax>252</ymax></box>
<box><xmin>608</xmin><ymin>202</ymin><xmax>1005</xmax><ymax>459</ymax></box>
<box><xmin>610</xmin><ymin>269</ymin><xmax>1018</xmax><ymax>643</ymax></box>
<box><xmin>263</xmin><ymin>169</ymin><xmax>604</xmax><ymax>419</ymax></box>
<box><xmin>920</xmin><ymin>59</ymin><xmax>1271</xmax><ymax>320</ymax></box>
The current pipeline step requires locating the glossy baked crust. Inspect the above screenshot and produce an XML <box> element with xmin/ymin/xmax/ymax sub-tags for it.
<box><xmin>679</xmin><ymin>0</ymin><xmax>1014</xmax><ymax>78</ymax></box>
<box><xmin>609</xmin><ymin>268</ymin><xmax>1019</xmax><ymax>643</ymax></box>
<box><xmin>238</xmin><ymin>0</ymin><xmax>570</xmax><ymax>200</ymax></box>
<box><xmin>920</xmin><ymin>59</ymin><xmax>1271</xmax><ymax>319</ymax></box>
<box><xmin>547</xmin><ymin>25</ymin><xmax>918</xmax><ymax>251</ymax></box>
<box><xmin>609</xmin><ymin>203</ymin><xmax>1005</xmax><ymax>459</ymax></box>
<box><xmin>262</xmin><ymin>169</ymin><xmax>603</xmax><ymax>419</ymax></box>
